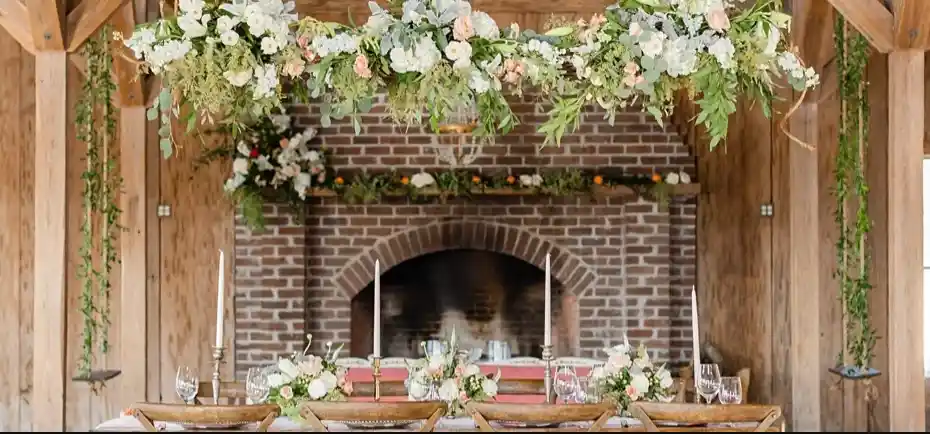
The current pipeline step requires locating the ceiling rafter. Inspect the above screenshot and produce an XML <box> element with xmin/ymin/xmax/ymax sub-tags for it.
<box><xmin>826</xmin><ymin>0</ymin><xmax>895</xmax><ymax>52</ymax></box>
<box><xmin>109</xmin><ymin>0</ymin><xmax>145</xmax><ymax>106</ymax></box>
<box><xmin>892</xmin><ymin>0</ymin><xmax>930</xmax><ymax>49</ymax></box>
<box><xmin>66</xmin><ymin>0</ymin><xmax>129</xmax><ymax>52</ymax></box>
<box><xmin>28</xmin><ymin>0</ymin><xmax>66</xmax><ymax>51</ymax></box>
<box><xmin>0</xmin><ymin>0</ymin><xmax>35</xmax><ymax>54</ymax></box>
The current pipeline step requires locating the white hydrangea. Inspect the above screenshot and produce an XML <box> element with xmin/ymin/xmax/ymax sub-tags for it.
<box><xmin>311</xmin><ymin>33</ymin><xmax>360</xmax><ymax>57</ymax></box>
<box><xmin>470</xmin><ymin>11</ymin><xmax>499</xmax><ymax>39</ymax></box>
<box><xmin>708</xmin><ymin>37</ymin><xmax>735</xmax><ymax>69</ymax></box>
<box><xmin>444</xmin><ymin>41</ymin><xmax>473</xmax><ymax>69</ymax></box>
<box><xmin>468</xmin><ymin>70</ymin><xmax>491</xmax><ymax>94</ymax></box>
<box><xmin>252</xmin><ymin>64</ymin><xmax>279</xmax><ymax>99</ymax></box>
<box><xmin>364</xmin><ymin>11</ymin><xmax>394</xmax><ymax>36</ymax></box>
<box><xmin>390</xmin><ymin>36</ymin><xmax>440</xmax><ymax>73</ymax></box>
<box><xmin>662</xmin><ymin>36</ymin><xmax>698</xmax><ymax>77</ymax></box>
<box><xmin>124</xmin><ymin>28</ymin><xmax>156</xmax><ymax>59</ymax></box>
<box><xmin>147</xmin><ymin>40</ymin><xmax>193</xmax><ymax>73</ymax></box>
<box><xmin>639</xmin><ymin>32</ymin><xmax>666</xmax><ymax>58</ymax></box>
<box><xmin>411</xmin><ymin>172</ymin><xmax>436</xmax><ymax>188</ymax></box>
<box><xmin>525</xmin><ymin>39</ymin><xmax>563</xmax><ymax>65</ymax></box>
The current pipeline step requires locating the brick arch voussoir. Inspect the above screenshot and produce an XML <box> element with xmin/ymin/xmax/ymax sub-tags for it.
<box><xmin>332</xmin><ymin>220</ymin><xmax>595</xmax><ymax>299</ymax></box>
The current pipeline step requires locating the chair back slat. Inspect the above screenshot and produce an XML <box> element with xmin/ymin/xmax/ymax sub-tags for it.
<box><xmin>630</xmin><ymin>402</ymin><xmax>783</xmax><ymax>432</ymax></box>
<box><xmin>466</xmin><ymin>402</ymin><xmax>615</xmax><ymax>432</ymax></box>
<box><xmin>130</xmin><ymin>403</ymin><xmax>279</xmax><ymax>432</ymax></box>
<box><xmin>299</xmin><ymin>401</ymin><xmax>446</xmax><ymax>432</ymax></box>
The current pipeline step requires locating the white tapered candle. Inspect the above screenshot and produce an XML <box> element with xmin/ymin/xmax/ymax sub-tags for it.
<box><xmin>374</xmin><ymin>260</ymin><xmax>381</xmax><ymax>358</ymax></box>
<box><xmin>215</xmin><ymin>250</ymin><xmax>225</xmax><ymax>348</ymax></box>
<box><xmin>544</xmin><ymin>254</ymin><xmax>552</xmax><ymax>346</ymax></box>
<box><xmin>691</xmin><ymin>287</ymin><xmax>701</xmax><ymax>388</ymax></box>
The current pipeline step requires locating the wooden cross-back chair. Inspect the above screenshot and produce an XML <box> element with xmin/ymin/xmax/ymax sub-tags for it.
<box><xmin>194</xmin><ymin>381</ymin><xmax>248</xmax><ymax>405</ymax></box>
<box><xmin>299</xmin><ymin>401</ymin><xmax>446</xmax><ymax>432</ymax></box>
<box><xmin>466</xmin><ymin>402</ymin><xmax>615</xmax><ymax>432</ymax></box>
<box><xmin>629</xmin><ymin>402</ymin><xmax>784</xmax><ymax>432</ymax></box>
<box><xmin>130</xmin><ymin>403</ymin><xmax>279</xmax><ymax>432</ymax></box>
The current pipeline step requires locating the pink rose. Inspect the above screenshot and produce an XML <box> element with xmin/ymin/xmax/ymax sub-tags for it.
<box><xmin>311</xmin><ymin>165</ymin><xmax>322</xmax><ymax>175</ymax></box>
<box><xmin>705</xmin><ymin>6</ymin><xmax>730</xmax><ymax>32</ymax></box>
<box><xmin>625</xmin><ymin>385</ymin><xmax>637</xmax><ymax>399</ymax></box>
<box><xmin>316</xmin><ymin>173</ymin><xmax>326</xmax><ymax>183</ymax></box>
<box><xmin>453</xmin><ymin>15</ymin><xmax>474</xmax><ymax>41</ymax></box>
<box><xmin>279</xmin><ymin>138</ymin><xmax>290</xmax><ymax>148</ymax></box>
<box><xmin>303</xmin><ymin>49</ymin><xmax>318</xmax><ymax>62</ymax></box>
<box><xmin>354</xmin><ymin>54</ymin><xmax>372</xmax><ymax>78</ymax></box>
<box><xmin>297</xmin><ymin>35</ymin><xmax>309</xmax><ymax>48</ymax></box>
<box><xmin>623</xmin><ymin>61</ymin><xmax>639</xmax><ymax>76</ymax></box>
<box><xmin>280</xmin><ymin>385</ymin><xmax>294</xmax><ymax>400</ymax></box>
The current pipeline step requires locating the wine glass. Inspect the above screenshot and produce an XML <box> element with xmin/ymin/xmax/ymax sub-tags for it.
<box><xmin>554</xmin><ymin>366</ymin><xmax>579</xmax><ymax>403</ymax></box>
<box><xmin>176</xmin><ymin>366</ymin><xmax>199</xmax><ymax>404</ymax></box>
<box><xmin>407</xmin><ymin>379</ymin><xmax>430</xmax><ymax>401</ymax></box>
<box><xmin>584</xmin><ymin>376</ymin><xmax>602</xmax><ymax>403</ymax></box>
<box><xmin>574</xmin><ymin>377</ymin><xmax>589</xmax><ymax>404</ymax></box>
<box><xmin>696</xmin><ymin>364</ymin><xmax>721</xmax><ymax>404</ymax></box>
<box><xmin>718</xmin><ymin>376</ymin><xmax>743</xmax><ymax>405</ymax></box>
<box><xmin>246</xmin><ymin>367</ymin><xmax>270</xmax><ymax>404</ymax></box>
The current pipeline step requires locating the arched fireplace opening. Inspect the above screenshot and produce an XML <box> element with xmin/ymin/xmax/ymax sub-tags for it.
<box><xmin>350</xmin><ymin>249</ymin><xmax>565</xmax><ymax>359</ymax></box>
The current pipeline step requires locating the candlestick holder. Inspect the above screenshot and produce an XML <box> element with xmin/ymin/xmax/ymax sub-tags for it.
<box><xmin>211</xmin><ymin>346</ymin><xmax>225</xmax><ymax>405</ymax></box>
<box><xmin>372</xmin><ymin>357</ymin><xmax>382</xmax><ymax>402</ymax></box>
<box><xmin>541</xmin><ymin>344</ymin><xmax>554</xmax><ymax>404</ymax></box>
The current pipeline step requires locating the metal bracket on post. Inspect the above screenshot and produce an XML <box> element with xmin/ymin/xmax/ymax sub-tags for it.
<box><xmin>760</xmin><ymin>203</ymin><xmax>774</xmax><ymax>217</ymax></box>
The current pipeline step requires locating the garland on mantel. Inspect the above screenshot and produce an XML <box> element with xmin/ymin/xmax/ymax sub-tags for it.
<box><xmin>213</xmin><ymin>116</ymin><xmax>695</xmax><ymax>229</ymax></box>
<box><xmin>75</xmin><ymin>26</ymin><xmax>122</xmax><ymax>379</ymax></box>
<box><xmin>832</xmin><ymin>16</ymin><xmax>875</xmax><ymax>377</ymax></box>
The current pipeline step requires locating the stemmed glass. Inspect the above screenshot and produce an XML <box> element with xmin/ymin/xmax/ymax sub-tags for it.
<box><xmin>718</xmin><ymin>377</ymin><xmax>743</xmax><ymax>405</ymax></box>
<box><xmin>246</xmin><ymin>367</ymin><xmax>270</xmax><ymax>404</ymax></box>
<box><xmin>554</xmin><ymin>366</ymin><xmax>579</xmax><ymax>403</ymax></box>
<box><xmin>696</xmin><ymin>364</ymin><xmax>721</xmax><ymax>404</ymax></box>
<box><xmin>176</xmin><ymin>366</ymin><xmax>199</xmax><ymax>404</ymax></box>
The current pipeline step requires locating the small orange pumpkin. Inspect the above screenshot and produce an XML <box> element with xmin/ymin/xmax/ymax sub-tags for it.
<box><xmin>472</xmin><ymin>175</ymin><xmax>481</xmax><ymax>184</ymax></box>
<box><xmin>651</xmin><ymin>173</ymin><xmax>662</xmax><ymax>183</ymax></box>
<box><xmin>335</xmin><ymin>176</ymin><xmax>345</xmax><ymax>185</ymax></box>
<box><xmin>506</xmin><ymin>175</ymin><xmax>516</xmax><ymax>184</ymax></box>
<box><xmin>593</xmin><ymin>175</ymin><xmax>603</xmax><ymax>185</ymax></box>
<box><xmin>401</xmin><ymin>176</ymin><xmax>410</xmax><ymax>185</ymax></box>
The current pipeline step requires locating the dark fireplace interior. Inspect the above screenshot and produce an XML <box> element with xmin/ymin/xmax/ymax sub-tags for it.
<box><xmin>350</xmin><ymin>249</ymin><xmax>564</xmax><ymax>359</ymax></box>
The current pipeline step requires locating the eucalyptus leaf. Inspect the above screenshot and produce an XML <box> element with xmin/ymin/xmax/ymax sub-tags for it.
<box><xmin>158</xmin><ymin>88</ymin><xmax>171</xmax><ymax>112</ymax></box>
<box><xmin>353</xmin><ymin>117</ymin><xmax>362</xmax><ymax>135</ymax></box>
<box><xmin>654</xmin><ymin>58</ymin><xmax>668</xmax><ymax>72</ymax></box>
<box><xmin>544</xmin><ymin>26</ymin><xmax>574</xmax><ymax>37</ymax></box>
<box><xmin>644</xmin><ymin>69</ymin><xmax>660</xmax><ymax>83</ymax></box>
<box><xmin>159</xmin><ymin>138</ymin><xmax>173</xmax><ymax>158</ymax></box>
<box><xmin>640</xmin><ymin>56</ymin><xmax>654</xmax><ymax>70</ymax></box>
<box><xmin>646</xmin><ymin>106</ymin><xmax>664</xmax><ymax>128</ymax></box>
<box><xmin>146</xmin><ymin>107</ymin><xmax>158</xmax><ymax>121</ymax></box>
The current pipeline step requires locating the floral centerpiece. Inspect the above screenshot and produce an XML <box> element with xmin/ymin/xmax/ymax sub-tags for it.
<box><xmin>539</xmin><ymin>0</ymin><xmax>818</xmax><ymax>148</ymax></box>
<box><xmin>217</xmin><ymin>114</ymin><xmax>326</xmax><ymax>227</ymax></box>
<box><xmin>405</xmin><ymin>330</ymin><xmax>500</xmax><ymax>416</ymax></box>
<box><xmin>267</xmin><ymin>336</ymin><xmax>353</xmax><ymax>419</ymax></box>
<box><xmin>589</xmin><ymin>343</ymin><xmax>675</xmax><ymax>414</ymax></box>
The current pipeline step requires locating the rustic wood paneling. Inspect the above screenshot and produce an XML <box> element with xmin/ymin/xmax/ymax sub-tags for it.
<box><xmin>697</xmin><ymin>100</ymin><xmax>773</xmax><ymax>405</ymax></box>
<box><xmin>158</xmin><ymin>130</ymin><xmax>235</xmax><ymax>403</ymax></box>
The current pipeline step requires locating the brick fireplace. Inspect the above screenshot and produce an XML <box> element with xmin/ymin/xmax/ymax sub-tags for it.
<box><xmin>232</xmin><ymin>98</ymin><xmax>697</xmax><ymax>378</ymax></box>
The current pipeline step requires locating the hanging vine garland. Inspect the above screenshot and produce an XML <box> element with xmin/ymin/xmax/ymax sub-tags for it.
<box><xmin>830</xmin><ymin>16</ymin><xmax>877</xmax><ymax>381</ymax></box>
<box><xmin>75</xmin><ymin>25</ymin><xmax>123</xmax><ymax>384</ymax></box>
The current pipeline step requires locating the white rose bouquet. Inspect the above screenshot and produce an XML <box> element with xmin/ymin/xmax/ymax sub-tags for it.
<box><xmin>588</xmin><ymin>343</ymin><xmax>675</xmax><ymax>413</ymax></box>
<box><xmin>406</xmin><ymin>331</ymin><xmax>500</xmax><ymax>416</ymax></box>
<box><xmin>267</xmin><ymin>337</ymin><xmax>353</xmax><ymax>419</ymax></box>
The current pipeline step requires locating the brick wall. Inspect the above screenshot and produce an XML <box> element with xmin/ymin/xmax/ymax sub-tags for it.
<box><xmin>233</xmin><ymin>97</ymin><xmax>697</xmax><ymax>377</ymax></box>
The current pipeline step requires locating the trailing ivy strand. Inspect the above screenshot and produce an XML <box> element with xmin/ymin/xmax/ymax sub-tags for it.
<box><xmin>75</xmin><ymin>26</ymin><xmax>122</xmax><ymax>378</ymax></box>
<box><xmin>832</xmin><ymin>17</ymin><xmax>875</xmax><ymax>372</ymax></box>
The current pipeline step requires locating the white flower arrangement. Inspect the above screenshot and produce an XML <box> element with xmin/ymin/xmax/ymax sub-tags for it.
<box><xmin>588</xmin><ymin>343</ymin><xmax>675</xmax><ymax>413</ymax></box>
<box><xmin>406</xmin><ymin>330</ymin><xmax>500</xmax><ymax>416</ymax></box>
<box><xmin>267</xmin><ymin>335</ymin><xmax>353</xmax><ymax>419</ymax></box>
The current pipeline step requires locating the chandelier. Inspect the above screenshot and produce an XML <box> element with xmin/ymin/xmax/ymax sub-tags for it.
<box><xmin>432</xmin><ymin>101</ymin><xmax>487</xmax><ymax>167</ymax></box>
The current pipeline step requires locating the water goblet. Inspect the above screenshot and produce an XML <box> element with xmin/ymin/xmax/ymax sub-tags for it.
<box><xmin>554</xmin><ymin>366</ymin><xmax>579</xmax><ymax>403</ymax></box>
<box><xmin>175</xmin><ymin>366</ymin><xmax>199</xmax><ymax>404</ymax></box>
<box><xmin>574</xmin><ymin>377</ymin><xmax>589</xmax><ymax>404</ymax></box>
<box><xmin>696</xmin><ymin>364</ymin><xmax>721</xmax><ymax>404</ymax></box>
<box><xmin>718</xmin><ymin>376</ymin><xmax>743</xmax><ymax>405</ymax></box>
<box><xmin>246</xmin><ymin>367</ymin><xmax>270</xmax><ymax>404</ymax></box>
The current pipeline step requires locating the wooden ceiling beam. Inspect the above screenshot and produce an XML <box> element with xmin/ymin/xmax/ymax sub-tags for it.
<box><xmin>796</xmin><ymin>0</ymin><xmax>835</xmax><ymax>69</ymax></box>
<box><xmin>66</xmin><ymin>0</ymin><xmax>128</xmax><ymax>52</ymax></box>
<box><xmin>892</xmin><ymin>0</ymin><xmax>930</xmax><ymax>49</ymax></box>
<box><xmin>826</xmin><ymin>0</ymin><xmax>895</xmax><ymax>52</ymax></box>
<box><xmin>109</xmin><ymin>0</ymin><xmax>144</xmax><ymax>106</ymax></box>
<box><xmin>28</xmin><ymin>0</ymin><xmax>66</xmax><ymax>51</ymax></box>
<box><xmin>0</xmin><ymin>0</ymin><xmax>35</xmax><ymax>54</ymax></box>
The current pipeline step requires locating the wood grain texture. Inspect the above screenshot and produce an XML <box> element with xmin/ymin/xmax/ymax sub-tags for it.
<box><xmin>108</xmin><ymin>0</ymin><xmax>144</xmax><ymax>106</ymax></box>
<box><xmin>28</xmin><ymin>0</ymin><xmax>65</xmax><ymax>51</ymax></box>
<box><xmin>32</xmin><ymin>50</ymin><xmax>67</xmax><ymax>432</ymax></box>
<box><xmin>158</xmin><ymin>125</ymin><xmax>234</xmax><ymax>404</ymax></box>
<box><xmin>886</xmin><ymin>50</ymin><xmax>926</xmax><ymax>432</ymax></box>
<box><xmin>825</xmin><ymin>0</ymin><xmax>894</xmax><ymax>52</ymax></box>
<box><xmin>0</xmin><ymin>0</ymin><xmax>35</xmax><ymax>53</ymax></box>
<box><xmin>65</xmin><ymin>0</ymin><xmax>126</xmax><ymax>52</ymax></box>
<box><xmin>696</xmin><ymin>99</ymin><xmax>772</xmax><ymax>407</ymax></box>
<box><xmin>892</xmin><ymin>0</ymin><xmax>930</xmax><ymax>49</ymax></box>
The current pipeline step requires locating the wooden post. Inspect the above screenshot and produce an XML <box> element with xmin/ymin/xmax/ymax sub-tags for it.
<box><xmin>119</xmin><ymin>106</ymin><xmax>148</xmax><ymax>405</ymax></box>
<box><xmin>886</xmin><ymin>50</ymin><xmax>925</xmax><ymax>432</ymax></box>
<box><xmin>32</xmin><ymin>50</ymin><xmax>68</xmax><ymax>432</ymax></box>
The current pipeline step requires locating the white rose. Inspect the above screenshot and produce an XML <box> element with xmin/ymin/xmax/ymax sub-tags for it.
<box><xmin>278</xmin><ymin>358</ymin><xmax>301</xmax><ymax>380</ymax></box>
<box><xmin>630</xmin><ymin>373</ymin><xmax>649</xmax><ymax>396</ymax></box>
<box><xmin>223</xmin><ymin>69</ymin><xmax>252</xmax><ymax>87</ymax></box>
<box><xmin>438</xmin><ymin>379</ymin><xmax>459</xmax><ymax>402</ymax></box>
<box><xmin>665</xmin><ymin>172</ymin><xmax>680</xmax><ymax>185</ymax></box>
<box><xmin>260</xmin><ymin>37</ymin><xmax>280</xmax><ymax>55</ymax></box>
<box><xmin>232</xmin><ymin>158</ymin><xmax>249</xmax><ymax>175</ymax></box>
<box><xmin>705</xmin><ymin>6</ymin><xmax>731</xmax><ymax>32</ymax></box>
<box><xmin>482</xmin><ymin>378</ymin><xmax>498</xmax><ymax>397</ymax></box>
<box><xmin>319</xmin><ymin>371</ymin><xmax>338</xmax><ymax>391</ymax></box>
<box><xmin>639</xmin><ymin>32</ymin><xmax>666</xmax><ymax>58</ymax></box>
<box><xmin>464</xmin><ymin>364</ymin><xmax>481</xmax><ymax>377</ymax></box>
<box><xmin>468</xmin><ymin>70</ymin><xmax>491</xmax><ymax>94</ymax></box>
<box><xmin>411</xmin><ymin>172</ymin><xmax>436</xmax><ymax>188</ymax></box>
<box><xmin>444</xmin><ymin>41</ymin><xmax>473</xmax><ymax>69</ymax></box>
<box><xmin>471</xmin><ymin>11</ymin><xmax>499</xmax><ymax>39</ymax></box>
<box><xmin>708</xmin><ymin>37</ymin><xmax>735</xmax><ymax>69</ymax></box>
<box><xmin>220</xmin><ymin>30</ymin><xmax>240</xmax><ymax>46</ymax></box>
<box><xmin>308</xmin><ymin>378</ymin><xmax>328</xmax><ymax>399</ymax></box>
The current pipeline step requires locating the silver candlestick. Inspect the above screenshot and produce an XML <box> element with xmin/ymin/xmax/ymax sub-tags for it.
<box><xmin>212</xmin><ymin>346</ymin><xmax>225</xmax><ymax>405</ymax></box>
<box><xmin>541</xmin><ymin>344</ymin><xmax>554</xmax><ymax>404</ymax></box>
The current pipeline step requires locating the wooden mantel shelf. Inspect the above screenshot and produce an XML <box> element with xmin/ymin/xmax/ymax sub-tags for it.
<box><xmin>308</xmin><ymin>183</ymin><xmax>701</xmax><ymax>199</ymax></box>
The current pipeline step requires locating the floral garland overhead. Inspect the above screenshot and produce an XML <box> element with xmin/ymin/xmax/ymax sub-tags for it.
<box><xmin>123</xmin><ymin>0</ymin><xmax>818</xmax><ymax>153</ymax></box>
<box><xmin>216</xmin><ymin>116</ymin><xmax>693</xmax><ymax>229</ymax></box>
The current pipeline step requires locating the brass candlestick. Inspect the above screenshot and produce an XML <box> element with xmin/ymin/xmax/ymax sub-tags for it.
<box><xmin>372</xmin><ymin>357</ymin><xmax>382</xmax><ymax>402</ymax></box>
<box><xmin>541</xmin><ymin>344</ymin><xmax>554</xmax><ymax>404</ymax></box>
<box><xmin>211</xmin><ymin>346</ymin><xmax>225</xmax><ymax>405</ymax></box>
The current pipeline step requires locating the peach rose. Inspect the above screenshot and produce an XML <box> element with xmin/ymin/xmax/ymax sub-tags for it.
<box><xmin>453</xmin><ymin>15</ymin><xmax>475</xmax><ymax>41</ymax></box>
<box><xmin>280</xmin><ymin>385</ymin><xmax>294</xmax><ymax>400</ymax></box>
<box><xmin>283</xmin><ymin>58</ymin><xmax>306</xmax><ymax>77</ymax></box>
<box><xmin>623</xmin><ymin>61</ymin><xmax>639</xmax><ymax>76</ymax></box>
<box><xmin>705</xmin><ymin>6</ymin><xmax>730</xmax><ymax>32</ymax></box>
<box><xmin>354</xmin><ymin>54</ymin><xmax>372</xmax><ymax>78</ymax></box>
<box><xmin>297</xmin><ymin>35</ymin><xmax>309</xmax><ymax>48</ymax></box>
